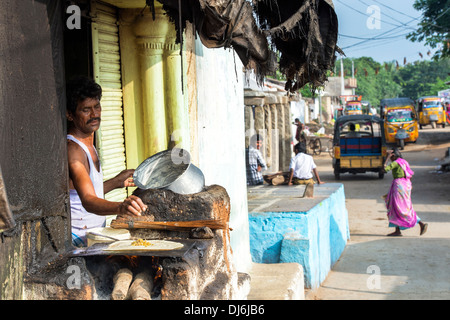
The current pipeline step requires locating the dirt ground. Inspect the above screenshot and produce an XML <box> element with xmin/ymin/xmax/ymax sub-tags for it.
<box><xmin>306</xmin><ymin>126</ymin><xmax>450</xmax><ymax>300</ymax></box>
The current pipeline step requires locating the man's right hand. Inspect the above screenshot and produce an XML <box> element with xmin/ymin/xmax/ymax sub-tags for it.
<box><xmin>119</xmin><ymin>195</ymin><xmax>147</xmax><ymax>216</ymax></box>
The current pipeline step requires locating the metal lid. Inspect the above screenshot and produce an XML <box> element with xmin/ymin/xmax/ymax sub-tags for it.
<box><xmin>133</xmin><ymin>148</ymin><xmax>205</xmax><ymax>194</ymax></box>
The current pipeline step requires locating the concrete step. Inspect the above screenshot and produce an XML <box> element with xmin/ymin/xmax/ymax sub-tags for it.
<box><xmin>247</xmin><ymin>262</ymin><xmax>305</xmax><ymax>300</ymax></box>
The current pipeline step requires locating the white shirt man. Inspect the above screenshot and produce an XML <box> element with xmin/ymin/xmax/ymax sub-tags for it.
<box><xmin>288</xmin><ymin>144</ymin><xmax>324</xmax><ymax>185</ymax></box>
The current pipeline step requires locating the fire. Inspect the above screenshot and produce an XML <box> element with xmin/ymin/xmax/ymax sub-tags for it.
<box><xmin>152</xmin><ymin>256</ymin><xmax>163</xmax><ymax>284</ymax></box>
<box><xmin>106</xmin><ymin>255</ymin><xmax>140</xmax><ymax>268</ymax></box>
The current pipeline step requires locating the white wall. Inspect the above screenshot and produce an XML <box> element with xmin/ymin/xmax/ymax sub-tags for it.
<box><xmin>195</xmin><ymin>43</ymin><xmax>252</xmax><ymax>272</ymax></box>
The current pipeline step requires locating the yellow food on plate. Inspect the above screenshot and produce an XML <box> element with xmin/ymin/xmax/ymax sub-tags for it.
<box><xmin>131</xmin><ymin>239</ymin><xmax>153</xmax><ymax>247</ymax></box>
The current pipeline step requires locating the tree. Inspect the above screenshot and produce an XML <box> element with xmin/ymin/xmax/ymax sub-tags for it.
<box><xmin>394</xmin><ymin>58</ymin><xmax>450</xmax><ymax>99</ymax></box>
<box><xmin>342</xmin><ymin>57</ymin><xmax>401</xmax><ymax>107</ymax></box>
<box><xmin>407</xmin><ymin>0</ymin><xmax>450</xmax><ymax>60</ymax></box>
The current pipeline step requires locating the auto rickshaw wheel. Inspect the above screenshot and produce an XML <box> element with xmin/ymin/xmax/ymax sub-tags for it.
<box><xmin>378</xmin><ymin>171</ymin><xmax>384</xmax><ymax>179</ymax></box>
<box><xmin>431</xmin><ymin>121</ymin><xmax>436</xmax><ymax>129</ymax></box>
<box><xmin>398</xmin><ymin>139</ymin><xmax>405</xmax><ymax>150</ymax></box>
<box><xmin>334</xmin><ymin>162</ymin><xmax>341</xmax><ymax>180</ymax></box>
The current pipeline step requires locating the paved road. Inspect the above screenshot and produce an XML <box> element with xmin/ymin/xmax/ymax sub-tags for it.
<box><xmin>306</xmin><ymin>127</ymin><xmax>450</xmax><ymax>300</ymax></box>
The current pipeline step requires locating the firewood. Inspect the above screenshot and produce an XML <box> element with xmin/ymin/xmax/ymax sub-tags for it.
<box><xmin>127</xmin><ymin>272</ymin><xmax>153</xmax><ymax>300</ymax></box>
<box><xmin>111</xmin><ymin>268</ymin><xmax>133</xmax><ymax>300</ymax></box>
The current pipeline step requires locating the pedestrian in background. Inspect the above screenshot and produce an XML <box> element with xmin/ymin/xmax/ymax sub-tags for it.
<box><xmin>288</xmin><ymin>143</ymin><xmax>324</xmax><ymax>185</ymax></box>
<box><xmin>294</xmin><ymin>118</ymin><xmax>307</xmax><ymax>151</ymax></box>
<box><xmin>245</xmin><ymin>133</ymin><xmax>267</xmax><ymax>185</ymax></box>
<box><xmin>383</xmin><ymin>148</ymin><xmax>428</xmax><ymax>236</ymax></box>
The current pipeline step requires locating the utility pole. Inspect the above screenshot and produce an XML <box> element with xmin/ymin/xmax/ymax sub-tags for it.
<box><xmin>351</xmin><ymin>60</ymin><xmax>355</xmax><ymax>95</ymax></box>
<box><xmin>340</xmin><ymin>57</ymin><xmax>345</xmax><ymax>113</ymax></box>
<box><xmin>340</xmin><ymin>57</ymin><xmax>345</xmax><ymax>96</ymax></box>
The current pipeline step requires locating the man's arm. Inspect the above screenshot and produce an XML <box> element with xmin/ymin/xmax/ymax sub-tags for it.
<box><xmin>103</xmin><ymin>169</ymin><xmax>135</xmax><ymax>194</ymax></box>
<box><xmin>257</xmin><ymin>151</ymin><xmax>267</xmax><ymax>171</ymax></box>
<box><xmin>68</xmin><ymin>143</ymin><xmax>146</xmax><ymax>216</ymax></box>
<box><xmin>288</xmin><ymin>169</ymin><xmax>294</xmax><ymax>185</ymax></box>
<box><xmin>313</xmin><ymin>168</ymin><xmax>324</xmax><ymax>184</ymax></box>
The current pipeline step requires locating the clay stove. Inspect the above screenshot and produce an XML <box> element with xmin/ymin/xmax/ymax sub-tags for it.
<box><xmin>71</xmin><ymin>185</ymin><xmax>250</xmax><ymax>300</ymax></box>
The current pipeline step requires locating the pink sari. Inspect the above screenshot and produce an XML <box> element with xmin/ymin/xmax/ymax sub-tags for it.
<box><xmin>385</xmin><ymin>158</ymin><xmax>418</xmax><ymax>229</ymax></box>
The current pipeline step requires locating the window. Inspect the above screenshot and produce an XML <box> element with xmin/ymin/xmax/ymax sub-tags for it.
<box><xmin>386</xmin><ymin>109</ymin><xmax>413</xmax><ymax>123</ymax></box>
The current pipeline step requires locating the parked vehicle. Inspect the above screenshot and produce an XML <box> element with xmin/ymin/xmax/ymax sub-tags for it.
<box><xmin>332</xmin><ymin>115</ymin><xmax>387</xmax><ymax>180</ymax></box>
<box><xmin>380</xmin><ymin>98</ymin><xmax>419</xmax><ymax>150</ymax></box>
<box><xmin>417</xmin><ymin>96</ymin><xmax>446</xmax><ymax>129</ymax></box>
<box><xmin>344</xmin><ymin>101</ymin><xmax>363</xmax><ymax>115</ymax></box>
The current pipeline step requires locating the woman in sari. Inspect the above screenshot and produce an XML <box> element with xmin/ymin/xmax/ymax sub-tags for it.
<box><xmin>383</xmin><ymin>148</ymin><xmax>428</xmax><ymax>236</ymax></box>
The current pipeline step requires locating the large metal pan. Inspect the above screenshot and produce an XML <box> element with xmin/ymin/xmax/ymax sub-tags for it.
<box><xmin>133</xmin><ymin>148</ymin><xmax>205</xmax><ymax>194</ymax></box>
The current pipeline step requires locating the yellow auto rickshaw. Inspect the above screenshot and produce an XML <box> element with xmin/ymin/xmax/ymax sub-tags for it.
<box><xmin>344</xmin><ymin>101</ymin><xmax>363</xmax><ymax>115</ymax></box>
<box><xmin>417</xmin><ymin>96</ymin><xmax>446</xmax><ymax>129</ymax></box>
<box><xmin>380</xmin><ymin>98</ymin><xmax>419</xmax><ymax>150</ymax></box>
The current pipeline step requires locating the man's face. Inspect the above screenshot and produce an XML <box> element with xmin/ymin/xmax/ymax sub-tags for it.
<box><xmin>256</xmin><ymin>140</ymin><xmax>263</xmax><ymax>150</ymax></box>
<box><xmin>68</xmin><ymin>97</ymin><xmax>101</xmax><ymax>134</ymax></box>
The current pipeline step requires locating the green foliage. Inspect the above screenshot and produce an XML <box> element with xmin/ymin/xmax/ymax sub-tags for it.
<box><xmin>407</xmin><ymin>0</ymin><xmax>450</xmax><ymax>60</ymax></box>
<box><xmin>267</xmin><ymin>53</ymin><xmax>449</xmax><ymax>104</ymax></box>
<box><xmin>394</xmin><ymin>59</ymin><xmax>450</xmax><ymax>99</ymax></box>
<box><xmin>339</xmin><ymin>57</ymin><xmax>450</xmax><ymax>106</ymax></box>
<box><xmin>341</xmin><ymin>57</ymin><xmax>402</xmax><ymax>106</ymax></box>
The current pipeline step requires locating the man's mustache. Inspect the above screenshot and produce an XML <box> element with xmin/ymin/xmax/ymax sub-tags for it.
<box><xmin>87</xmin><ymin>117</ymin><xmax>101</xmax><ymax>124</ymax></box>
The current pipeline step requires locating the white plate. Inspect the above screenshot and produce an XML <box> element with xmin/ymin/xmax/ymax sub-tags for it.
<box><xmin>103</xmin><ymin>239</ymin><xmax>184</xmax><ymax>252</ymax></box>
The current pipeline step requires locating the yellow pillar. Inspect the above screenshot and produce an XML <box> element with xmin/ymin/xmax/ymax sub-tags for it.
<box><xmin>165</xmin><ymin>43</ymin><xmax>188</xmax><ymax>150</ymax></box>
<box><xmin>133</xmin><ymin>10</ymin><xmax>169</xmax><ymax>157</ymax></box>
<box><xmin>119</xmin><ymin>4</ymin><xmax>190</xmax><ymax>166</ymax></box>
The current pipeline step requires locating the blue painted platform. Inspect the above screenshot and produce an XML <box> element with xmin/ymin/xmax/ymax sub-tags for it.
<box><xmin>248</xmin><ymin>183</ymin><xmax>349</xmax><ymax>289</ymax></box>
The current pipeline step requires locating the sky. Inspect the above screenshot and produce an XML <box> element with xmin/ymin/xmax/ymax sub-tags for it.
<box><xmin>333</xmin><ymin>0</ymin><xmax>437</xmax><ymax>64</ymax></box>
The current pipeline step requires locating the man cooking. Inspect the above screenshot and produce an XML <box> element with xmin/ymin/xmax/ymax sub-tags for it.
<box><xmin>66</xmin><ymin>76</ymin><xmax>147</xmax><ymax>247</ymax></box>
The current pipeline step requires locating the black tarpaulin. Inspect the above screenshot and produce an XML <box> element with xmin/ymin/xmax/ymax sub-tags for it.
<box><xmin>254</xmin><ymin>0</ymin><xmax>343</xmax><ymax>93</ymax></box>
<box><xmin>157</xmin><ymin>0</ymin><xmax>342</xmax><ymax>92</ymax></box>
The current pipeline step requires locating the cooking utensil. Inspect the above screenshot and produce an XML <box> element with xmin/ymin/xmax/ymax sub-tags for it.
<box><xmin>133</xmin><ymin>148</ymin><xmax>205</xmax><ymax>194</ymax></box>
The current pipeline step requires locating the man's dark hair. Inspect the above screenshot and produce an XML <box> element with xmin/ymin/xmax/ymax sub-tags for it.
<box><xmin>66</xmin><ymin>76</ymin><xmax>102</xmax><ymax>114</ymax></box>
<box><xmin>254</xmin><ymin>133</ymin><xmax>263</xmax><ymax>141</ymax></box>
<box><xmin>294</xmin><ymin>142</ymin><xmax>306</xmax><ymax>154</ymax></box>
<box><xmin>250</xmin><ymin>133</ymin><xmax>263</xmax><ymax>146</ymax></box>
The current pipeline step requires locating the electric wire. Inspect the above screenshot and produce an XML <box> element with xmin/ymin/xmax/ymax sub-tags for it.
<box><xmin>335</xmin><ymin>0</ymin><xmax>417</xmax><ymax>31</ymax></box>
<box><xmin>372</xmin><ymin>0</ymin><xmax>448</xmax><ymax>30</ymax></box>
<box><xmin>357</xmin><ymin>0</ymin><xmax>418</xmax><ymax>30</ymax></box>
<box><xmin>334</xmin><ymin>1</ymin><xmax>438</xmax><ymax>62</ymax></box>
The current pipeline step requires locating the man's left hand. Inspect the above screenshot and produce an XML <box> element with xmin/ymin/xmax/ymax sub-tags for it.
<box><xmin>115</xmin><ymin>169</ymin><xmax>136</xmax><ymax>188</ymax></box>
